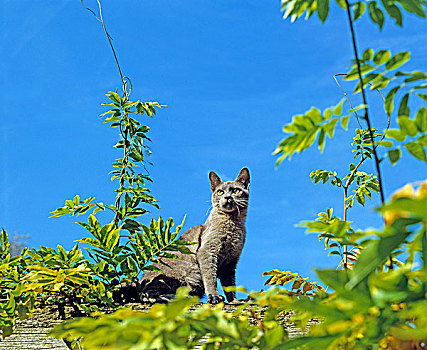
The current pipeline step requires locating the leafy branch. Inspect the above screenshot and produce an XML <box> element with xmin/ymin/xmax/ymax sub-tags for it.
<box><xmin>264</xmin><ymin>269</ymin><xmax>326</xmax><ymax>296</ymax></box>
<box><xmin>273</xmin><ymin>98</ymin><xmax>348</xmax><ymax>164</ymax></box>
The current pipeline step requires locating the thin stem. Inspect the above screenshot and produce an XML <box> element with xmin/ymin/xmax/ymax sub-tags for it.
<box><xmin>343</xmin><ymin>187</ymin><xmax>348</xmax><ymax>269</ymax></box>
<box><xmin>81</xmin><ymin>0</ymin><xmax>126</xmax><ymax>92</ymax></box>
<box><xmin>333</xmin><ymin>74</ymin><xmax>362</xmax><ymax>128</ymax></box>
<box><xmin>344</xmin><ymin>0</ymin><xmax>385</xmax><ymax>205</ymax></box>
<box><xmin>344</xmin><ymin>0</ymin><xmax>394</xmax><ymax>269</ymax></box>
<box><xmin>342</xmin><ymin>155</ymin><xmax>366</xmax><ymax>270</ymax></box>
<box><xmin>114</xmin><ymin>124</ymin><xmax>128</xmax><ymax>226</ymax></box>
<box><xmin>335</xmin><ymin>69</ymin><xmax>391</xmax><ymax>270</ymax></box>
<box><xmin>333</xmin><ymin>74</ymin><xmax>390</xmax><ymax>142</ymax></box>
<box><xmin>81</xmin><ymin>1</ymin><xmax>132</xmax><ymax>226</ymax></box>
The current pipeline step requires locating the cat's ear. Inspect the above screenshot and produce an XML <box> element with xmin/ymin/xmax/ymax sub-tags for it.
<box><xmin>209</xmin><ymin>171</ymin><xmax>222</xmax><ymax>192</ymax></box>
<box><xmin>236</xmin><ymin>167</ymin><xmax>250</xmax><ymax>188</ymax></box>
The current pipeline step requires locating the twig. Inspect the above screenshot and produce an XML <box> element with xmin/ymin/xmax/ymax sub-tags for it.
<box><xmin>81</xmin><ymin>0</ymin><xmax>125</xmax><ymax>92</ymax></box>
<box><xmin>344</xmin><ymin>0</ymin><xmax>385</xmax><ymax>205</ymax></box>
<box><xmin>344</xmin><ymin>0</ymin><xmax>393</xmax><ymax>269</ymax></box>
<box><xmin>333</xmin><ymin>74</ymin><xmax>390</xmax><ymax>134</ymax></box>
<box><xmin>81</xmin><ymin>0</ymin><xmax>131</xmax><ymax>226</ymax></box>
<box><xmin>334</xmin><ymin>72</ymin><xmax>390</xmax><ymax>269</ymax></box>
<box><xmin>333</xmin><ymin>74</ymin><xmax>362</xmax><ymax>128</ymax></box>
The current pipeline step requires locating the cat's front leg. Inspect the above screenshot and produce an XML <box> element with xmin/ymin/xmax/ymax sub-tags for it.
<box><xmin>197</xmin><ymin>244</ymin><xmax>223</xmax><ymax>304</ymax></box>
<box><xmin>219</xmin><ymin>263</ymin><xmax>237</xmax><ymax>302</ymax></box>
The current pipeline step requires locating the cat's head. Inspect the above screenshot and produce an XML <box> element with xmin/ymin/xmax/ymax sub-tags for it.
<box><xmin>209</xmin><ymin>168</ymin><xmax>250</xmax><ymax>214</ymax></box>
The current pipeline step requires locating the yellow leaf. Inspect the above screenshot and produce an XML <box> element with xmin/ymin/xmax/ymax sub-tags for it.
<box><xmin>326</xmin><ymin>320</ymin><xmax>352</xmax><ymax>333</ymax></box>
<box><xmin>416</xmin><ymin>179</ymin><xmax>427</xmax><ymax>198</ymax></box>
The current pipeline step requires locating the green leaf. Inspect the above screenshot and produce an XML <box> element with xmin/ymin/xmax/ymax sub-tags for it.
<box><xmin>347</xmin><ymin>222</ymin><xmax>412</xmax><ymax>289</ymax></box>
<box><xmin>318</xmin><ymin>128</ymin><xmax>326</xmax><ymax>152</ymax></box>
<box><xmin>397</xmin><ymin>93</ymin><xmax>410</xmax><ymax>118</ymax></box>
<box><xmin>333</xmin><ymin>98</ymin><xmax>345</xmax><ymax>116</ymax></box>
<box><xmin>404</xmin><ymin>141</ymin><xmax>427</xmax><ymax>161</ymax></box>
<box><xmin>378</xmin><ymin>140</ymin><xmax>392</xmax><ymax>148</ymax></box>
<box><xmin>106</xmin><ymin>227</ymin><xmax>121</xmax><ymax>252</ymax></box>
<box><xmin>324</xmin><ymin>108</ymin><xmax>332</xmax><ymax>120</ymax></box>
<box><xmin>386</xmin><ymin>129</ymin><xmax>406</xmax><ymax>142</ymax></box>
<box><xmin>317</xmin><ymin>0</ymin><xmax>330</xmax><ymax>22</ymax></box>
<box><xmin>384</xmin><ymin>86</ymin><xmax>400</xmax><ymax>116</ymax></box>
<box><xmin>398</xmin><ymin>117</ymin><xmax>418</xmax><ymax>137</ymax></box>
<box><xmin>370</xmin><ymin>74</ymin><xmax>391</xmax><ymax>90</ymax></box>
<box><xmin>422</xmin><ymin>230</ymin><xmax>427</xmax><ymax>282</ymax></box>
<box><xmin>413</xmin><ymin>83</ymin><xmax>427</xmax><ymax>91</ymax></box>
<box><xmin>417</xmin><ymin>93</ymin><xmax>427</xmax><ymax>102</ymax></box>
<box><xmin>381</xmin><ymin>0</ymin><xmax>403</xmax><ymax>26</ymax></box>
<box><xmin>385</xmin><ymin>52</ymin><xmax>410</xmax><ymax>71</ymax></box>
<box><xmin>1</xmin><ymin>228</ymin><xmax>10</xmax><ymax>258</ymax></box>
<box><xmin>356</xmin><ymin>191</ymin><xmax>366</xmax><ymax>206</ymax></box>
<box><xmin>107</xmin><ymin>92</ymin><xmax>121</xmax><ymax>104</ymax></box>
<box><xmin>388</xmin><ymin>149</ymin><xmax>401</xmax><ymax>165</ymax></box>
<box><xmin>73</xmin><ymin>195</ymin><xmax>80</xmax><ymax>206</ymax></box>
<box><xmin>316</xmin><ymin>269</ymin><xmax>371</xmax><ymax>303</ymax></box>
<box><xmin>264</xmin><ymin>326</ymin><xmax>285</xmax><ymax>348</ymax></box>
<box><xmin>415</xmin><ymin>107</ymin><xmax>427</xmax><ymax>132</ymax></box>
<box><xmin>399</xmin><ymin>0</ymin><xmax>426</xmax><ymax>17</ymax></box>
<box><xmin>362</xmin><ymin>48</ymin><xmax>374</xmax><ymax>61</ymax></box>
<box><xmin>368</xmin><ymin>1</ymin><xmax>385</xmax><ymax>29</ymax></box>
<box><xmin>65</xmin><ymin>199</ymin><xmax>75</xmax><ymax>209</ymax></box>
<box><xmin>353</xmin><ymin>1</ymin><xmax>366</xmax><ymax>20</ymax></box>
<box><xmin>345</xmin><ymin>65</ymin><xmax>376</xmax><ymax>81</ymax></box>
<box><xmin>276</xmin><ymin>335</ymin><xmax>339</xmax><ymax>350</ymax></box>
<box><xmin>324</xmin><ymin>118</ymin><xmax>339</xmax><ymax>138</ymax></box>
<box><xmin>380</xmin><ymin>197</ymin><xmax>427</xmax><ymax>218</ymax></box>
<box><xmin>419</xmin><ymin>135</ymin><xmax>427</xmax><ymax>146</ymax></box>
<box><xmin>373</xmin><ymin>50</ymin><xmax>391</xmax><ymax>65</ymax></box>
<box><xmin>341</xmin><ymin>115</ymin><xmax>350</xmax><ymax>130</ymax></box>
<box><xmin>306</xmin><ymin>107</ymin><xmax>323</xmax><ymax>123</ymax></box>
<box><xmin>403</xmin><ymin>71</ymin><xmax>427</xmax><ymax>83</ymax></box>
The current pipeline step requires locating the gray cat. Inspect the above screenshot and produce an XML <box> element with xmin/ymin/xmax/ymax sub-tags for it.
<box><xmin>140</xmin><ymin>167</ymin><xmax>250</xmax><ymax>304</ymax></box>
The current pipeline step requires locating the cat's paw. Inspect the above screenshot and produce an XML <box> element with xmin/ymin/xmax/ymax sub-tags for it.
<box><xmin>227</xmin><ymin>298</ymin><xmax>242</xmax><ymax>304</ymax></box>
<box><xmin>207</xmin><ymin>294</ymin><xmax>225</xmax><ymax>305</ymax></box>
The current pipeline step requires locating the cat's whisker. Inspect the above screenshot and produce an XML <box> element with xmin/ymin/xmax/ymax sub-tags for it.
<box><xmin>205</xmin><ymin>205</ymin><xmax>213</xmax><ymax>217</ymax></box>
<box><xmin>234</xmin><ymin>198</ymin><xmax>248</xmax><ymax>208</ymax></box>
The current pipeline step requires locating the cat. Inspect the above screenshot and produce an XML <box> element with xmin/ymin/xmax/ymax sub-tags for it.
<box><xmin>139</xmin><ymin>167</ymin><xmax>250</xmax><ymax>305</ymax></box>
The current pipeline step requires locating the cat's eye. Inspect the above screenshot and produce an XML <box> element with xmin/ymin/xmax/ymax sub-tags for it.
<box><xmin>217</xmin><ymin>190</ymin><xmax>224</xmax><ymax>196</ymax></box>
<box><xmin>233</xmin><ymin>188</ymin><xmax>241</xmax><ymax>194</ymax></box>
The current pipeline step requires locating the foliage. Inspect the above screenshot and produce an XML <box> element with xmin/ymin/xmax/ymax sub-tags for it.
<box><xmin>273</xmin><ymin>99</ymin><xmax>348</xmax><ymax>163</ymax></box>
<box><xmin>270</xmin><ymin>0</ymin><xmax>427</xmax><ymax>346</ymax></box>
<box><xmin>264</xmin><ymin>269</ymin><xmax>326</xmax><ymax>296</ymax></box>
<box><xmin>283</xmin><ymin>185</ymin><xmax>427</xmax><ymax>349</ymax></box>
<box><xmin>280</xmin><ymin>0</ymin><xmax>426</xmax><ymax>28</ymax></box>
<box><xmin>1</xmin><ymin>75</ymin><xmax>191</xmax><ymax>339</ymax></box>
<box><xmin>50</xmin><ymin>184</ymin><xmax>427</xmax><ymax>349</ymax></box>
<box><xmin>342</xmin><ymin>48</ymin><xmax>427</xmax><ymax>163</ymax></box>
<box><xmin>78</xmin><ymin>214</ymin><xmax>188</xmax><ymax>285</ymax></box>
<box><xmin>51</xmin><ymin>287</ymin><xmax>293</xmax><ymax>350</ymax></box>
<box><xmin>0</xmin><ymin>229</ymin><xmax>34</xmax><ymax>338</ymax></box>
<box><xmin>300</xmin><ymin>209</ymin><xmax>358</xmax><ymax>257</ymax></box>
<box><xmin>48</xmin><ymin>88</ymin><xmax>192</xmax><ymax>305</ymax></box>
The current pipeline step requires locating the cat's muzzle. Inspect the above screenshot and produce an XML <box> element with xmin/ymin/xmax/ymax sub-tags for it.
<box><xmin>219</xmin><ymin>197</ymin><xmax>236</xmax><ymax>212</ymax></box>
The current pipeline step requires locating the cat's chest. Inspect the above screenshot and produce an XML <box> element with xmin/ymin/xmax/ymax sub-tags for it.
<box><xmin>203</xmin><ymin>220</ymin><xmax>246</xmax><ymax>256</ymax></box>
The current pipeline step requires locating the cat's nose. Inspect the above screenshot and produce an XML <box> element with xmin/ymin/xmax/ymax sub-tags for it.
<box><xmin>225</xmin><ymin>197</ymin><xmax>233</xmax><ymax>203</ymax></box>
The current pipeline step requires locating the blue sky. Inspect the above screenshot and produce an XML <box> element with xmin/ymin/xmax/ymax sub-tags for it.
<box><xmin>1</xmin><ymin>0</ymin><xmax>426</xmax><ymax>293</ymax></box>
